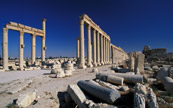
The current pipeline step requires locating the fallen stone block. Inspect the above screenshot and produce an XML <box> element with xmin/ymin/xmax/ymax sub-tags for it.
<box><xmin>95</xmin><ymin>79</ymin><xmax>119</xmax><ymax>90</ymax></box>
<box><xmin>92</xmin><ymin>68</ymin><xmax>98</xmax><ymax>72</ymax></box>
<box><xmin>65</xmin><ymin>70</ymin><xmax>72</xmax><ymax>76</ymax></box>
<box><xmin>97</xmin><ymin>72</ymin><xmax>143</xmax><ymax>84</ymax></box>
<box><xmin>16</xmin><ymin>92</ymin><xmax>36</xmax><ymax>107</ymax></box>
<box><xmin>134</xmin><ymin>93</ymin><xmax>145</xmax><ymax>108</ymax></box>
<box><xmin>162</xmin><ymin>77</ymin><xmax>173</xmax><ymax>92</ymax></box>
<box><xmin>77</xmin><ymin>80</ymin><xmax>120</xmax><ymax>104</ymax></box>
<box><xmin>67</xmin><ymin>84</ymin><xmax>87</xmax><ymax>108</ymax></box>
<box><xmin>147</xmin><ymin>88</ymin><xmax>159</xmax><ymax>108</ymax></box>
<box><xmin>96</xmin><ymin>73</ymin><xmax>124</xmax><ymax>85</ymax></box>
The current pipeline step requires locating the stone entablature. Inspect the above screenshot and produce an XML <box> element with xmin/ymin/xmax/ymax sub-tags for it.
<box><xmin>80</xmin><ymin>14</ymin><xmax>110</xmax><ymax>40</ymax></box>
<box><xmin>6</xmin><ymin>22</ymin><xmax>44</xmax><ymax>36</ymax></box>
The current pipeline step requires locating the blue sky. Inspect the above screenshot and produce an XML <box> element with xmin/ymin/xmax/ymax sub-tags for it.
<box><xmin>0</xmin><ymin>0</ymin><xmax>173</xmax><ymax>58</ymax></box>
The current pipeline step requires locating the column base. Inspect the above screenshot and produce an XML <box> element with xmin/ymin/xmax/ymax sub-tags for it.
<box><xmin>101</xmin><ymin>62</ymin><xmax>104</xmax><ymax>65</ymax></box>
<box><xmin>97</xmin><ymin>62</ymin><xmax>101</xmax><ymax>66</ymax></box>
<box><xmin>87</xmin><ymin>64</ymin><xmax>93</xmax><ymax>68</ymax></box>
<box><xmin>78</xmin><ymin>64</ymin><xmax>87</xmax><ymax>69</ymax></box>
<box><xmin>93</xmin><ymin>63</ymin><xmax>97</xmax><ymax>67</ymax></box>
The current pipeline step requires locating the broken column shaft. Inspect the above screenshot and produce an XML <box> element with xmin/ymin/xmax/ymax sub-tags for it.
<box><xmin>77</xmin><ymin>80</ymin><xmax>120</xmax><ymax>104</ymax></box>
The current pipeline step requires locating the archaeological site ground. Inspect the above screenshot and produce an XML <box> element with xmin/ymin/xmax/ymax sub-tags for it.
<box><xmin>0</xmin><ymin>1</ymin><xmax>173</xmax><ymax>108</ymax></box>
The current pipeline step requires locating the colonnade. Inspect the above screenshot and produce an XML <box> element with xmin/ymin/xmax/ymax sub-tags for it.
<box><xmin>77</xmin><ymin>14</ymin><xmax>111</xmax><ymax>69</ymax></box>
<box><xmin>2</xmin><ymin>19</ymin><xmax>46</xmax><ymax>70</ymax></box>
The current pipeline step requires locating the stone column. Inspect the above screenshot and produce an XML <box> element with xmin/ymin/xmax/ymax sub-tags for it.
<box><xmin>42</xmin><ymin>18</ymin><xmax>46</xmax><ymax>62</ymax></box>
<box><xmin>76</xmin><ymin>37</ymin><xmax>80</xmax><ymax>59</ymax></box>
<box><xmin>32</xmin><ymin>34</ymin><xmax>36</xmax><ymax>64</ymax></box>
<box><xmin>79</xmin><ymin>20</ymin><xmax>86</xmax><ymax>69</ymax></box>
<box><xmin>19</xmin><ymin>31</ymin><xmax>24</xmax><ymax>70</ymax></box>
<box><xmin>87</xmin><ymin>25</ymin><xmax>92</xmax><ymax>67</ymax></box>
<box><xmin>104</xmin><ymin>36</ymin><xmax>106</xmax><ymax>64</ymax></box>
<box><xmin>2</xmin><ymin>28</ymin><xmax>8</xmax><ymax>70</ymax></box>
<box><xmin>96</xmin><ymin>31</ymin><xmax>100</xmax><ymax>65</ymax></box>
<box><xmin>106</xmin><ymin>38</ymin><xmax>108</xmax><ymax>64</ymax></box>
<box><xmin>109</xmin><ymin>40</ymin><xmax>111</xmax><ymax>64</ymax></box>
<box><xmin>92</xmin><ymin>29</ymin><xmax>97</xmax><ymax>66</ymax></box>
<box><xmin>100</xmin><ymin>35</ymin><xmax>104</xmax><ymax>65</ymax></box>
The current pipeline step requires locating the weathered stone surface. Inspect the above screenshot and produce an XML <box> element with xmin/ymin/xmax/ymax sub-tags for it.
<box><xmin>147</xmin><ymin>88</ymin><xmax>159</xmax><ymax>108</ymax></box>
<box><xmin>8</xmin><ymin>80</ymin><xmax>32</xmax><ymax>94</ymax></box>
<box><xmin>56</xmin><ymin>69</ymin><xmax>65</xmax><ymax>78</ymax></box>
<box><xmin>92</xmin><ymin>68</ymin><xmax>98</xmax><ymax>72</ymax></box>
<box><xmin>152</xmin><ymin>65</ymin><xmax>159</xmax><ymax>71</ymax></box>
<box><xmin>67</xmin><ymin>84</ymin><xmax>87</xmax><ymax>108</ymax></box>
<box><xmin>16</xmin><ymin>92</ymin><xmax>36</xmax><ymax>107</ymax></box>
<box><xmin>95</xmin><ymin>79</ymin><xmax>119</xmax><ymax>90</ymax></box>
<box><xmin>135</xmin><ymin>83</ymin><xmax>147</xmax><ymax>95</ymax></box>
<box><xmin>96</xmin><ymin>73</ymin><xmax>124</xmax><ymax>85</ymax></box>
<box><xmin>156</xmin><ymin>67</ymin><xmax>168</xmax><ymax>80</ymax></box>
<box><xmin>135</xmin><ymin>53</ymin><xmax>145</xmax><ymax>74</ymax></box>
<box><xmin>77</xmin><ymin>80</ymin><xmax>120</xmax><ymax>104</ymax></box>
<box><xmin>168</xmin><ymin>67</ymin><xmax>173</xmax><ymax>79</ymax></box>
<box><xmin>97</xmin><ymin>72</ymin><xmax>143</xmax><ymax>84</ymax></box>
<box><xmin>161</xmin><ymin>77</ymin><xmax>173</xmax><ymax>92</ymax></box>
<box><xmin>65</xmin><ymin>70</ymin><xmax>72</xmax><ymax>76</ymax></box>
<box><xmin>134</xmin><ymin>93</ymin><xmax>145</xmax><ymax>108</ymax></box>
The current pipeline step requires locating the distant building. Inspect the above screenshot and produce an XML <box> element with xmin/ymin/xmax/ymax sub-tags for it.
<box><xmin>143</xmin><ymin>46</ymin><xmax>172</xmax><ymax>60</ymax></box>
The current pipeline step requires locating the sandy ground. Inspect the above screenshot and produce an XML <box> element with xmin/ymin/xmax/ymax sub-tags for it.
<box><xmin>0</xmin><ymin>65</ymin><xmax>112</xmax><ymax>108</ymax></box>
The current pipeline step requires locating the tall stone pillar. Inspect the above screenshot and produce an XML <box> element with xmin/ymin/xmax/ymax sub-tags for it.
<box><xmin>32</xmin><ymin>34</ymin><xmax>36</xmax><ymax>64</ymax></box>
<box><xmin>87</xmin><ymin>25</ymin><xmax>92</xmax><ymax>67</ymax></box>
<box><xmin>105</xmin><ymin>38</ymin><xmax>108</xmax><ymax>64</ymax></box>
<box><xmin>19</xmin><ymin>31</ymin><xmax>24</xmax><ymax>70</ymax></box>
<box><xmin>109</xmin><ymin>40</ymin><xmax>111</xmax><ymax>64</ymax></box>
<box><xmin>104</xmin><ymin>37</ymin><xmax>106</xmax><ymax>64</ymax></box>
<box><xmin>42</xmin><ymin>18</ymin><xmax>46</xmax><ymax>62</ymax></box>
<box><xmin>100</xmin><ymin>35</ymin><xmax>104</xmax><ymax>65</ymax></box>
<box><xmin>76</xmin><ymin>37</ymin><xmax>80</xmax><ymax>59</ymax></box>
<box><xmin>96</xmin><ymin>31</ymin><xmax>100</xmax><ymax>65</ymax></box>
<box><xmin>2</xmin><ymin>28</ymin><xmax>8</xmax><ymax>70</ymax></box>
<box><xmin>92</xmin><ymin>29</ymin><xmax>97</xmax><ymax>66</ymax></box>
<box><xmin>79</xmin><ymin>20</ymin><xmax>86</xmax><ymax>69</ymax></box>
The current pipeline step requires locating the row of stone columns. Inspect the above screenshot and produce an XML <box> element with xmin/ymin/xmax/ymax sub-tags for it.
<box><xmin>2</xmin><ymin>19</ymin><xmax>46</xmax><ymax>71</ymax></box>
<box><xmin>78</xmin><ymin>19</ymin><xmax>111</xmax><ymax>69</ymax></box>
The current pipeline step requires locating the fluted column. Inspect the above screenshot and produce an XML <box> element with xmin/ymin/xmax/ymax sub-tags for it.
<box><xmin>100</xmin><ymin>35</ymin><xmax>104</xmax><ymax>65</ymax></box>
<box><xmin>96</xmin><ymin>31</ymin><xmax>100</xmax><ymax>65</ymax></box>
<box><xmin>76</xmin><ymin>37</ymin><xmax>80</xmax><ymax>59</ymax></box>
<box><xmin>79</xmin><ymin>19</ymin><xmax>86</xmax><ymax>69</ymax></box>
<box><xmin>92</xmin><ymin>29</ymin><xmax>97</xmax><ymax>66</ymax></box>
<box><xmin>2</xmin><ymin>28</ymin><xmax>8</xmax><ymax>70</ymax></box>
<box><xmin>87</xmin><ymin>25</ymin><xmax>92</xmax><ymax>67</ymax></box>
<box><xmin>19</xmin><ymin>31</ymin><xmax>24</xmax><ymax>70</ymax></box>
<box><xmin>32</xmin><ymin>34</ymin><xmax>36</xmax><ymax>64</ymax></box>
<box><xmin>41</xmin><ymin>18</ymin><xmax>46</xmax><ymax>62</ymax></box>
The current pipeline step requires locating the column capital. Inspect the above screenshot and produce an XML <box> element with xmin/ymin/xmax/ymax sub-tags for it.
<box><xmin>92</xmin><ymin>28</ymin><xmax>96</xmax><ymax>33</ymax></box>
<box><xmin>42</xmin><ymin>18</ymin><xmax>47</xmax><ymax>22</ymax></box>
<box><xmin>79</xmin><ymin>20</ymin><xmax>84</xmax><ymax>25</ymax></box>
<box><xmin>87</xmin><ymin>24</ymin><xmax>91</xmax><ymax>30</ymax></box>
<box><xmin>3</xmin><ymin>28</ymin><xmax>8</xmax><ymax>32</ymax></box>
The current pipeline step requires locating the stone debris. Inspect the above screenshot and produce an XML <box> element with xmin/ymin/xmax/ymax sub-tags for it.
<box><xmin>147</xmin><ymin>88</ymin><xmax>159</xmax><ymax>108</ymax></box>
<box><xmin>77</xmin><ymin>80</ymin><xmax>120</xmax><ymax>104</ymax></box>
<box><xmin>67</xmin><ymin>84</ymin><xmax>88</xmax><ymax>108</ymax></box>
<box><xmin>64</xmin><ymin>61</ymin><xmax>75</xmax><ymax>76</ymax></box>
<box><xmin>92</xmin><ymin>68</ymin><xmax>98</xmax><ymax>72</ymax></box>
<box><xmin>96</xmin><ymin>73</ymin><xmax>124</xmax><ymax>85</ymax></box>
<box><xmin>16</xmin><ymin>92</ymin><xmax>36</xmax><ymax>107</ymax></box>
